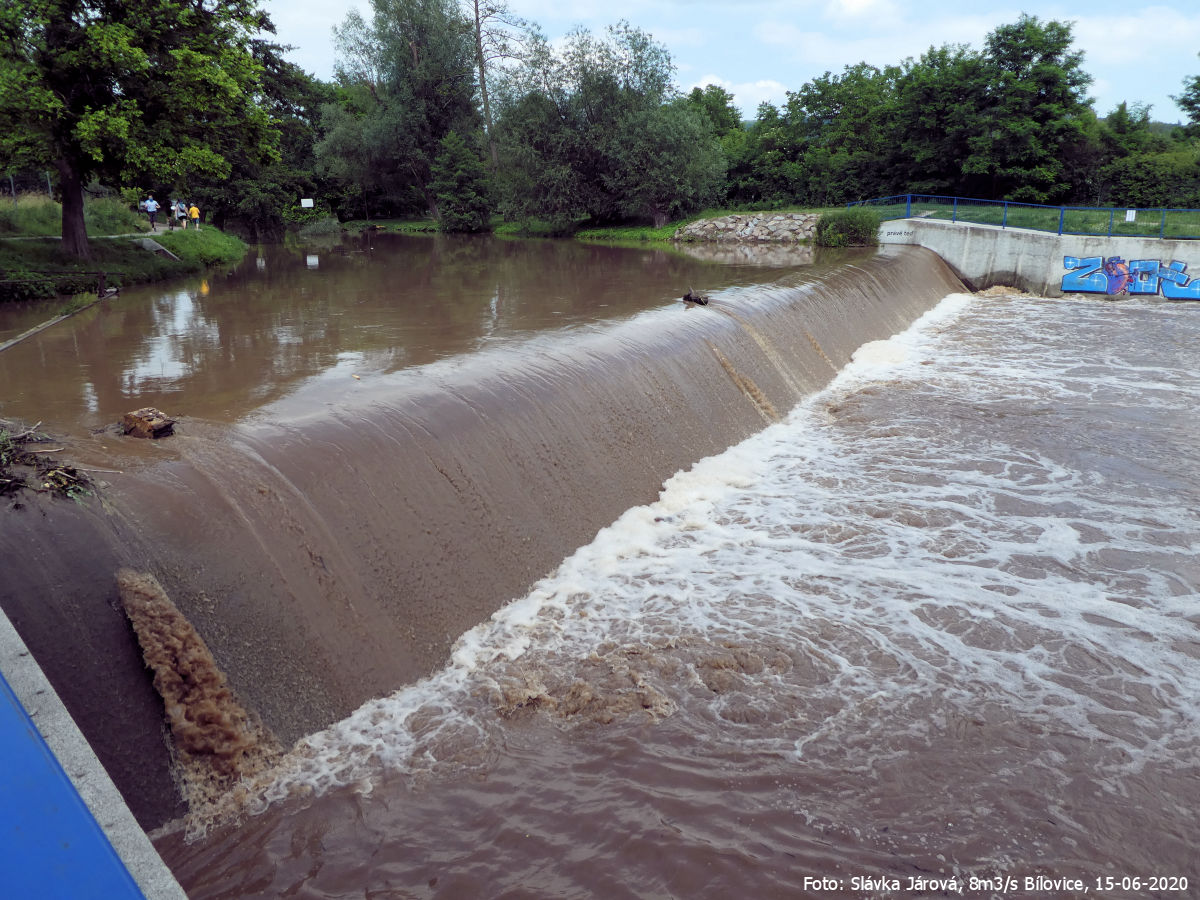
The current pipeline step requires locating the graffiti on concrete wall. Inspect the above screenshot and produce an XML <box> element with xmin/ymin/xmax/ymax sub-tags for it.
<box><xmin>1062</xmin><ymin>256</ymin><xmax>1200</xmax><ymax>299</ymax></box>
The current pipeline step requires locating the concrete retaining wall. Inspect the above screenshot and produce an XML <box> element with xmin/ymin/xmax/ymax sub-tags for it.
<box><xmin>879</xmin><ymin>217</ymin><xmax>1200</xmax><ymax>298</ymax></box>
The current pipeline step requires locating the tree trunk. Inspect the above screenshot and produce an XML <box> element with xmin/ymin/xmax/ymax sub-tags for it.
<box><xmin>474</xmin><ymin>0</ymin><xmax>498</xmax><ymax>169</ymax></box>
<box><xmin>56</xmin><ymin>159</ymin><xmax>90</xmax><ymax>260</ymax></box>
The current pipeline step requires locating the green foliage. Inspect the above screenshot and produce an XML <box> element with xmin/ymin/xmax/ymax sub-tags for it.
<box><xmin>493</xmin><ymin>22</ymin><xmax>724</xmax><ymax>228</ymax></box>
<box><xmin>429</xmin><ymin>132</ymin><xmax>493</xmax><ymax>233</ymax></box>
<box><xmin>687</xmin><ymin>84</ymin><xmax>743</xmax><ymax>137</ymax></box>
<box><xmin>724</xmin><ymin>15</ymin><xmax>1098</xmax><ymax>208</ymax></box>
<box><xmin>316</xmin><ymin>0</ymin><xmax>481</xmax><ymax>220</ymax></box>
<box><xmin>297</xmin><ymin>216</ymin><xmax>344</xmax><ymax>239</ymax></box>
<box><xmin>0</xmin><ymin>227</ymin><xmax>247</xmax><ymax>302</ymax></box>
<box><xmin>196</xmin><ymin>48</ymin><xmax>334</xmax><ymax>240</ymax></box>
<box><xmin>965</xmin><ymin>15</ymin><xmax>1093</xmax><ymax>202</ymax></box>
<box><xmin>0</xmin><ymin>193</ymin><xmax>145</xmax><ymax>237</ymax></box>
<box><xmin>1173</xmin><ymin>54</ymin><xmax>1200</xmax><ymax>130</ymax></box>
<box><xmin>0</xmin><ymin>0</ymin><xmax>281</xmax><ymax>257</ymax></box>
<box><xmin>82</xmin><ymin>196</ymin><xmax>146</xmax><ymax>235</ymax></box>
<box><xmin>0</xmin><ymin>195</ymin><xmax>62</xmax><ymax>236</ymax></box>
<box><xmin>1100</xmin><ymin>148</ymin><xmax>1200</xmax><ymax>209</ymax></box>
<box><xmin>814</xmin><ymin>207</ymin><xmax>881</xmax><ymax>247</ymax></box>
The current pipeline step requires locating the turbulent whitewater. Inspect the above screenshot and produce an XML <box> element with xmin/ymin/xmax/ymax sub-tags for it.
<box><xmin>160</xmin><ymin>291</ymin><xmax>1200</xmax><ymax>897</ymax></box>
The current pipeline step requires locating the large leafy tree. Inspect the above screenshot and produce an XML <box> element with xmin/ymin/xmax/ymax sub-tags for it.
<box><xmin>784</xmin><ymin>62</ymin><xmax>902</xmax><ymax>204</ymax></box>
<box><xmin>964</xmin><ymin>14</ymin><xmax>1092</xmax><ymax>202</ymax></box>
<box><xmin>891</xmin><ymin>45</ymin><xmax>991</xmax><ymax>196</ymax></box>
<box><xmin>494</xmin><ymin>22</ymin><xmax>723</xmax><ymax>228</ymax></box>
<box><xmin>197</xmin><ymin>45</ymin><xmax>335</xmax><ymax>239</ymax></box>
<box><xmin>317</xmin><ymin>0</ymin><xmax>480</xmax><ymax>220</ymax></box>
<box><xmin>0</xmin><ymin>0</ymin><xmax>280</xmax><ymax>257</ymax></box>
<box><xmin>429</xmin><ymin>130</ymin><xmax>492</xmax><ymax>232</ymax></box>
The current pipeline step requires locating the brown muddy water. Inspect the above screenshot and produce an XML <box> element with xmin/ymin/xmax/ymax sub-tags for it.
<box><xmin>3</xmin><ymin>237</ymin><xmax>1197</xmax><ymax>898</ymax></box>
<box><xmin>0</xmin><ymin>235</ymin><xmax>957</xmax><ymax>829</ymax></box>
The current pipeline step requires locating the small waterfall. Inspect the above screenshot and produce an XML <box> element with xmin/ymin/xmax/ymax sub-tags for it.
<box><xmin>0</xmin><ymin>246</ymin><xmax>966</xmax><ymax>827</ymax></box>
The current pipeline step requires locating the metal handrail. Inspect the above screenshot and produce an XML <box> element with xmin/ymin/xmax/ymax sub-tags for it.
<box><xmin>849</xmin><ymin>194</ymin><xmax>1200</xmax><ymax>240</ymax></box>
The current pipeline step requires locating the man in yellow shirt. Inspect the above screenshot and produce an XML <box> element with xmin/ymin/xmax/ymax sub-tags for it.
<box><xmin>188</xmin><ymin>203</ymin><xmax>200</xmax><ymax>230</ymax></box>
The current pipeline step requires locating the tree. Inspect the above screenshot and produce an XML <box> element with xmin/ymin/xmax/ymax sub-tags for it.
<box><xmin>0</xmin><ymin>0</ymin><xmax>280</xmax><ymax>257</ymax></box>
<box><xmin>606</xmin><ymin>99</ymin><xmax>724</xmax><ymax>227</ymax></box>
<box><xmin>494</xmin><ymin>22</ymin><xmax>723</xmax><ymax>228</ymax></box>
<box><xmin>462</xmin><ymin>0</ymin><xmax>532</xmax><ymax>167</ymax></box>
<box><xmin>429</xmin><ymin>130</ymin><xmax>492</xmax><ymax>231</ymax></box>
<box><xmin>687</xmin><ymin>84</ymin><xmax>743</xmax><ymax>137</ymax></box>
<box><xmin>784</xmin><ymin>62</ymin><xmax>902</xmax><ymax>203</ymax></box>
<box><xmin>891</xmin><ymin>45</ymin><xmax>992</xmax><ymax>196</ymax></box>
<box><xmin>965</xmin><ymin>15</ymin><xmax>1092</xmax><ymax>202</ymax></box>
<box><xmin>318</xmin><ymin>0</ymin><xmax>480</xmax><ymax>219</ymax></box>
<box><xmin>723</xmin><ymin>102</ymin><xmax>806</xmax><ymax>207</ymax></box>
<box><xmin>1173</xmin><ymin>55</ymin><xmax>1200</xmax><ymax>130</ymax></box>
<box><xmin>197</xmin><ymin>45</ymin><xmax>335</xmax><ymax>238</ymax></box>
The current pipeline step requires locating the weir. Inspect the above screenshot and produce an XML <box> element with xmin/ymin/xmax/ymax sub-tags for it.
<box><xmin>0</xmin><ymin>245</ymin><xmax>966</xmax><ymax>829</ymax></box>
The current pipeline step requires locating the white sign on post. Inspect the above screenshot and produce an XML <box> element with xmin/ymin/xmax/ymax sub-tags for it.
<box><xmin>300</xmin><ymin>198</ymin><xmax>314</xmax><ymax>208</ymax></box>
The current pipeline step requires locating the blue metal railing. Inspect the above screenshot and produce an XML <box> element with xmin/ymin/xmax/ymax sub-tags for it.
<box><xmin>849</xmin><ymin>194</ymin><xmax>1200</xmax><ymax>240</ymax></box>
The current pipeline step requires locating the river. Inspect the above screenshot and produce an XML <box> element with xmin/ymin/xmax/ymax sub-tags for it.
<box><xmin>2</xmin><ymin>236</ymin><xmax>1197</xmax><ymax>896</ymax></box>
<box><xmin>161</xmin><ymin>289</ymin><xmax>1198</xmax><ymax>896</ymax></box>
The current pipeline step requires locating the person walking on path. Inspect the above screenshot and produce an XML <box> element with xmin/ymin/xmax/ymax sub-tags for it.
<box><xmin>145</xmin><ymin>195</ymin><xmax>160</xmax><ymax>232</ymax></box>
<box><xmin>188</xmin><ymin>202</ymin><xmax>200</xmax><ymax>230</ymax></box>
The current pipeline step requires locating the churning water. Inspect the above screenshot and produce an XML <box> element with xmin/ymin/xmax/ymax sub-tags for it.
<box><xmin>160</xmin><ymin>291</ymin><xmax>1200</xmax><ymax>898</ymax></box>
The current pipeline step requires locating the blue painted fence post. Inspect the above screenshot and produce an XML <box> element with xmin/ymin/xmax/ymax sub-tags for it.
<box><xmin>905</xmin><ymin>195</ymin><xmax>912</xmax><ymax>218</ymax></box>
<box><xmin>1002</xmin><ymin>202</ymin><xmax>1008</xmax><ymax>229</ymax></box>
<box><xmin>1107</xmin><ymin>209</ymin><xmax>1114</xmax><ymax>237</ymax></box>
<box><xmin>1057</xmin><ymin>207</ymin><xmax>1065</xmax><ymax>235</ymax></box>
<box><xmin>952</xmin><ymin>198</ymin><xmax>958</xmax><ymax>222</ymax></box>
<box><xmin>1160</xmin><ymin>209</ymin><xmax>1167</xmax><ymax>239</ymax></box>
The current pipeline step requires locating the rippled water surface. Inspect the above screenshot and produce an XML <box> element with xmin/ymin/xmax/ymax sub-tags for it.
<box><xmin>158</xmin><ymin>292</ymin><xmax>1200</xmax><ymax>897</ymax></box>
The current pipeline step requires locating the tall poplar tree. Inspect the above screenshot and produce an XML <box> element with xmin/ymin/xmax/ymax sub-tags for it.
<box><xmin>0</xmin><ymin>0</ymin><xmax>280</xmax><ymax>258</ymax></box>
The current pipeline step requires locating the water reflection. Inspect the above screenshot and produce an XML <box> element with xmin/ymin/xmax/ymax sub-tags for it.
<box><xmin>0</xmin><ymin>234</ymin><xmax>852</xmax><ymax>433</ymax></box>
<box><xmin>671</xmin><ymin>242</ymin><xmax>816</xmax><ymax>267</ymax></box>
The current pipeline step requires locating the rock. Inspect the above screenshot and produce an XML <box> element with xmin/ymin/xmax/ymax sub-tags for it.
<box><xmin>122</xmin><ymin>407</ymin><xmax>175</xmax><ymax>439</ymax></box>
<box><xmin>672</xmin><ymin>212</ymin><xmax>821</xmax><ymax>244</ymax></box>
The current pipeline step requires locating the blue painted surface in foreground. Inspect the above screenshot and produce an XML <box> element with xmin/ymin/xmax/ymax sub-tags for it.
<box><xmin>0</xmin><ymin>673</ymin><xmax>144</xmax><ymax>899</ymax></box>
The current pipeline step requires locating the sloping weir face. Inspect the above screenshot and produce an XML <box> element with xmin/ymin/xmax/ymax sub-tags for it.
<box><xmin>0</xmin><ymin>243</ymin><xmax>965</xmax><ymax>827</ymax></box>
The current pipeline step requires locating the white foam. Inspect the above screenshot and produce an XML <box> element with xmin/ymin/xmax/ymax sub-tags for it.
<box><xmin>254</xmin><ymin>292</ymin><xmax>1200</xmax><ymax>809</ymax></box>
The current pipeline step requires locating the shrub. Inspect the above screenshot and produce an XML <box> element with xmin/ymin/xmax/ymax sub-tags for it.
<box><xmin>84</xmin><ymin>196</ymin><xmax>144</xmax><ymax>235</ymax></box>
<box><xmin>297</xmin><ymin>216</ymin><xmax>343</xmax><ymax>239</ymax></box>
<box><xmin>0</xmin><ymin>194</ymin><xmax>61</xmax><ymax>236</ymax></box>
<box><xmin>815</xmin><ymin>206</ymin><xmax>881</xmax><ymax>247</ymax></box>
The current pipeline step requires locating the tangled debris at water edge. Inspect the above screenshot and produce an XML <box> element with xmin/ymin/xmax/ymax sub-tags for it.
<box><xmin>0</xmin><ymin>419</ymin><xmax>92</xmax><ymax>505</ymax></box>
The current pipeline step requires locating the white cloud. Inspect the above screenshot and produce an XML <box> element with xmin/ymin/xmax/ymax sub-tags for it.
<box><xmin>689</xmin><ymin>74</ymin><xmax>789</xmax><ymax>115</ymax></box>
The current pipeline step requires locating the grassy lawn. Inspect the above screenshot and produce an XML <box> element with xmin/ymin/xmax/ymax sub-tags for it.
<box><xmin>0</xmin><ymin>227</ymin><xmax>248</xmax><ymax>302</ymax></box>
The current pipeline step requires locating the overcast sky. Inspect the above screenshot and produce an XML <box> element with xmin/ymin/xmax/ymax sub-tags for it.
<box><xmin>264</xmin><ymin>0</ymin><xmax>1200</xmax><ymax>124</ymax></box>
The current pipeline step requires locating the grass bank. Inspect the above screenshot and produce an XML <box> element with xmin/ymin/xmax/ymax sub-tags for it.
<box><xmin>0</xmin><ymin>194</ymin><xmax>147</xmax><ymax>237</ymax></box>
<box><xmin>0</xmin><ymin>227</ymin><xmax>248</xmax><ymax>303</ymax></box>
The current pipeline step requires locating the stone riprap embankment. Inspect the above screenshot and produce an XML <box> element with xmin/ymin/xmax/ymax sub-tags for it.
<box><xmin>674</xmin><ymin>213</ymin><xmax>819</xmax><ymax>243</ymax></box>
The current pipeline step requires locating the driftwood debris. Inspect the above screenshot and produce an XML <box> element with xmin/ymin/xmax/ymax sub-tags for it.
<box><xmin>122</xmin><ymin>407</ymin><xmax>175</xmax><ymax>439</ymax></box>
<box><xmin>682</xmin><ymin>288</ymin><xmax>709</xmax><ymax>306</ymax></box>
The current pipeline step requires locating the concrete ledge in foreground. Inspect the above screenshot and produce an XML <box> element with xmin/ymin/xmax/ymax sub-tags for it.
<box><xmin>0</xmin><ymin>608</ymin><xmax>187</xmax><ymax>900</ymax></box>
